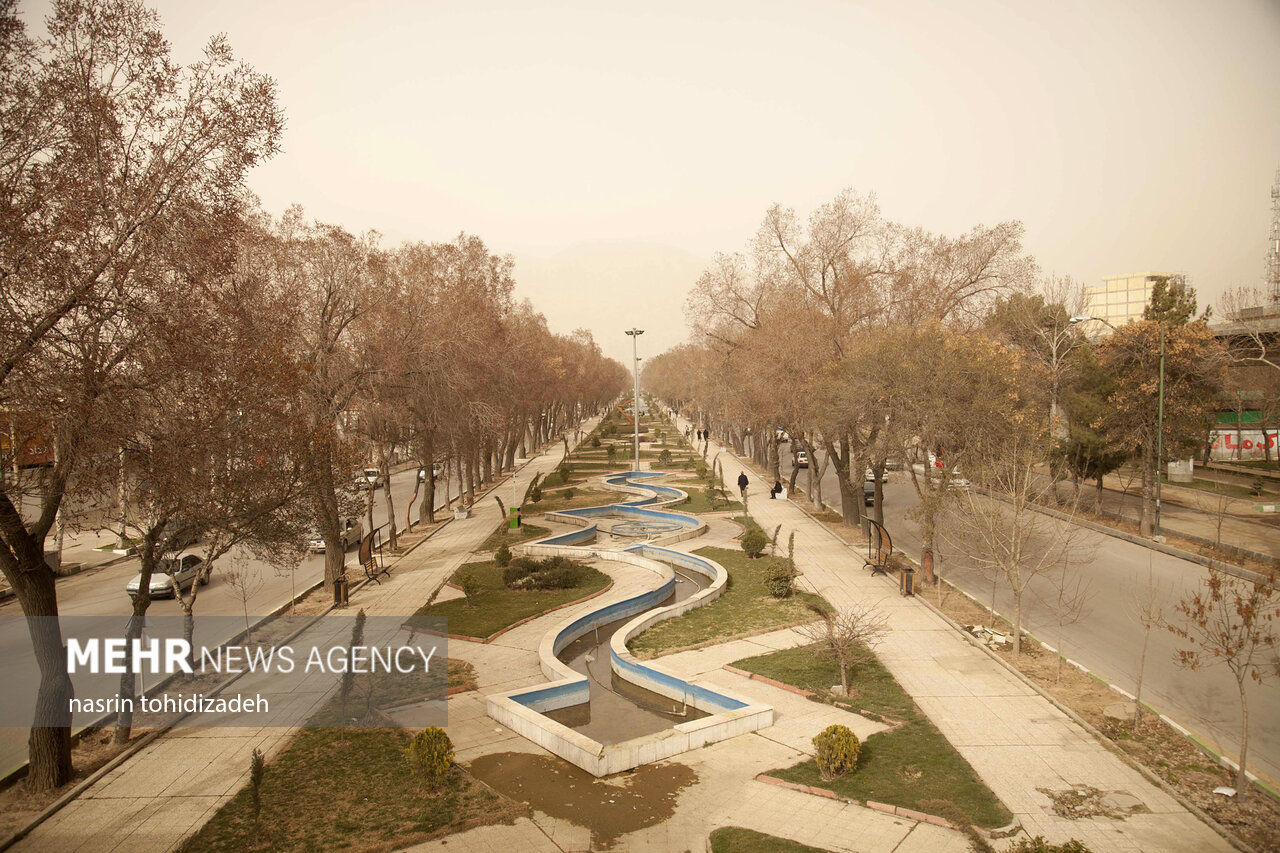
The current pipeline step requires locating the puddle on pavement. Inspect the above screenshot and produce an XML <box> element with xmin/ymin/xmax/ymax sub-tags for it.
<box><xmin>468</xmin><ymin>751</ymin><xmax>698</xmax><ymax>847</ymax></box>
<box><xmin>544</xmin><ymin>563</ymin><xmax>710</xmax><ymax>743</ymax></box>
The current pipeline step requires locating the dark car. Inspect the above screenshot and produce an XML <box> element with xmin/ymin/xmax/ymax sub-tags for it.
<box><xmin>126</xmin><ymin>554</ymin><xmax>209</xmax><ymax>599</ymax></box>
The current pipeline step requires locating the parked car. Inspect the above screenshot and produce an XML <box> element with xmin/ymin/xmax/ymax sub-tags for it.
<box><xmin>418</xmin><ymin>463</ymin><xmax>444</xmax><ymax>482</ymax></box>
<box><xmin>795</xmin><ymin>450</ymin><xmax>809</xmax><ymax>469</ymax></box>
<box><xmin>126</xmin><ymin>554</ymin><xmax>209</xmax><ymax>599</ymax></box>
<box><xmin>358</xmin><ymin>468</ymin><xmax>383</xmax><ymax>489</ymax></box>
<box><xmin>308</xmin><ymin>517</ymin><xmax>364</xmax><ymax>553</ymax></box>
<box><xmin>911</xmin><ymin>462</ymin><xmax>970</xmax><ymax>492</ymax></box>
<box><xmin>863</xmin><ymin>471</ymin><xmax>876</xmax><ymax>506</ymax></box>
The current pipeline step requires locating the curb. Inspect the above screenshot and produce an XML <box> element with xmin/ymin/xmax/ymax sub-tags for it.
<box><xmin>752</xmin><ymin>773</ymin><xmax>1019</xmax><ymax>839</ymax></box>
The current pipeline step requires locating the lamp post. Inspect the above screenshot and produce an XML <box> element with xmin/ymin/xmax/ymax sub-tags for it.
<box><xmin>625</xmin><ymin>328</ymin><xmax>644</xmax><ymax>472</ymax></box>
<box><xmin>1070</xmin><ymin>314</ymin><xmax>1166</xmax><ymax>539</ymax></box>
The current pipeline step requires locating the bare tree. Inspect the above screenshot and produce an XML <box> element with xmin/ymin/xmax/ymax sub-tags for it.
<box><xmin>795</xmin><ymin>602</ymin><xmax>889</xmax><ymax>697</ymax></box>
<box><xmin>1167</xmin><ymin>568</ymin><xmax>1280</xmax><ymax>800</ymax></box>
<box><xmin>0</xmin><ymin>0</ymin><xmax>281</xmax><ymax>789</ymax></box>
<box><xmin>1130</xmin><ymin>560</ymin><xmax>1167</xmax><ymax>722</ymax></box>
<box><xmin>223</xmin><ymin>554</ymin><xmax>267</xmax><ymax>643</ymax></box>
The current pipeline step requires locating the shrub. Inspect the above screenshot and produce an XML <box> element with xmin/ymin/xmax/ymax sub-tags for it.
<box><xmin>249</xmin><ymin>747</ymin><xmax>265</xmax><ymax>824</ymax></box>
<box><xmin>563</xmin><ymin>487</ymin><xmax>576</xmax><ymax>499</ymax></box>
<box><xmin>456</xmin><ymin>566</ymin><xmax>484</xmax><ymax>603</ymax></box>
<box><xmin>740</xmin><ymin>527</ymin><xmax>769</xmax><ymax>559</ymax></box>
<box><xmin>529</xmin><ymin>485</ymin><xmax>542</xmax><ymax>503</ymax></box>
<box><xmin>503</xmin><ymin>556</ymin><xmax>584</xmax><ymax>590</ymax></box>
<box><xmin>405</xmin><ymin>726</ymin><xmax>454</xmax><ymax>791</ymax></box>
<box><xmin>590</xmin><ymin>436</ymin><xmax>601</xmax><ymax>448</ymax></box>
<box><xmin>1250</xmin><ymin>477</ymin><xmax>1265</xmax><ymax>496</ymax></box>
<box><xmin>494</xmin><ymin>542</ymin><xmax>512</xmax><ymax>567</ymax></box>
<box><xmin>812</xmin><ymin>724</ymin><xmax>860</xmax><ymax>780</ymax></box>
<box><xmin>763</xmin><ymin>558</ymin><xmax>798</xmax><ymax>598</ymax></box>
<box><xmin>694</xmin><ymin>464</ymin><xmax>707</xmax><ymax>479</ymax></box>
<box><xmin>658</xmin><ymin>448</ymin><xmax>673</xmax><ymax>466</ymax></box>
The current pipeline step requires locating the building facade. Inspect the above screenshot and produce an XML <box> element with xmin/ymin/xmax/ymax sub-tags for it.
<box><xmin>1080</xmin><ymin>272</ymin><xmax>1172</xmax><ymax>332</ymax></box>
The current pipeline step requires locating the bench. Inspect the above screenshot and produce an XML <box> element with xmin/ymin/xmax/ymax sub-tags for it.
<box><xmin>863</xmin><ymin>518</ymin><xmax>893</xmax><ymax>576</ymax></box>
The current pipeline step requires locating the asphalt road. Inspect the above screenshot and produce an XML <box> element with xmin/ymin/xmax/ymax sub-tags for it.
<box><xmin>772</xmin><ymin>443</ymin><xmax>1280</xmax><ymax>788</ymax></box>
<box><xmin>0</xmin><ymin>466</ymin><xmax>455</xmax><ymax>779</ymax></box>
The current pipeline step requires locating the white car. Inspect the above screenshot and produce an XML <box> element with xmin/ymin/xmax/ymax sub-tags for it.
<box><xmin>418</xmin><ymin>463</ymin><xmax>444</xmax><ymax>482</ymax></box>
<box><xmin>308</xmin><ymin>517</ymin><xmax>364</xmax><ymax>553</ymax></box>
<box><xmin>126</xmin><ymin>554</ymin><xmax>209</xmax><ymax>599</ymax></box>
<box><xmin>358</xmin><ymin>468</ymin><xmax>383</xmax><ymax>489</ymax></box>
<box><xmin>795</xmin><ymin>450</ymin><xmax>809</xmax><ymax>469</ymax></box>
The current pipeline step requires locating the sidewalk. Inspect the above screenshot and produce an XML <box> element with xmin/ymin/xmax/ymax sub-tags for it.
<box><xmin>9</xmin><ymin>428</ymin><xmax>593</xmax><ymax>853</ymax></box>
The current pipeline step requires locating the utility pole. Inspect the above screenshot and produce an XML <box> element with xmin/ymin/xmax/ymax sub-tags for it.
<box><xmin>625</xmin><ymin>328</ymin><xmax>644</xmax><ymax>472</ymax></box>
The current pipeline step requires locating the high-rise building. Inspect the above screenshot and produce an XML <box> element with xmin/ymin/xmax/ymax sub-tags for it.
<box><xmin>1080</xmin><ymin>272</ymin><xmax>1172</xmax><ymax>333</ymax></box>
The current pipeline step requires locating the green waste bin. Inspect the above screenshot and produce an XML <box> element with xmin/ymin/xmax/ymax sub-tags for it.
<box><xmin>509</xmin><ymin>506</ymin><xmax>521</xmax><ymax>529</ymax></box>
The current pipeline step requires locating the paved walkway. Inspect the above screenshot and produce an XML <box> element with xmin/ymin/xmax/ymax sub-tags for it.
<box><xmin>14</xmin><ymin>418</ymin><xmax>1239</xmax><ymax>852</ymax></box>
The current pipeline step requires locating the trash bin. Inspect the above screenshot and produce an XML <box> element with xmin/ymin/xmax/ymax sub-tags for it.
<box><xmin>333</xmin><ymin>575</ymin><xmax>349</xmax><ymax>607</ymax></box>
<box><xmin>510</xmin><ymin>506</ymin><xmax>521</xmax><ymax>529</ymax></box>
<box><xmin>900</xmin><ymin>567</ymin><xmax>914</xmax><ymax>597</ymax></box>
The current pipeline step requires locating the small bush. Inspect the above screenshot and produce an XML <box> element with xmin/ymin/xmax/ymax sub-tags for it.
<box><xmin>503</xmin><ymin>555</ymin><xmax>584</xmax><ymax>590</ymax></box>
<box><xmin>456</xmin><ymin>566</ymin><xmax>484</xmax><ymax>603</ymax></box>
<box><xmin>1250</xmin><ymin>477</ymin><xmax>1265</xmax><ymax>496</ymax></box>
<box><xmin>529</xmin><ymin>485</ymin><xmax>542</xmax><ymax>503</ymax></box>
<box><xmin>812</xmin><ymin>724</ymin><xmax>860</xmax><ymax>780</ymax></box>
<box><xmin>658</xmin><ymin>448</ymin><xmax>673</xmax><ymax>466</ymax></box>
<box><xmin>763</xmin><ymin>559</ymin><xmax>798</xmax><ymax>598</ymax></box>
<box><xmin>563</xmin><ymin>487</ymin><xmax>576</xmax><ymax>499</ymax></box>
<box><xmin>494</xmin><ymin>542</ymin><xmax>512</xmax><ymax>567</ymax></box>
<box><xmin>740</xmin><ymin>527</ymin><xmax>769</xmax><ymax>559</ymax></box>
<box><xmin>249</xmin><ymin>747</ymin><xmax>265</xmax><ymax>824</ymax></box>
<box><xmin>405</xmin><ymin>726</ymin><xmax>454</xmax><ymax>791</ymax></box>
<box><xmin>695</xmin><ymin>464</ymin><xmax>707</xmax><ymax>479</ymax></box>
<box><xmin>590</xmin><ymin>436</ymin><xmax>601</xmax><ymax>448</ymax></box>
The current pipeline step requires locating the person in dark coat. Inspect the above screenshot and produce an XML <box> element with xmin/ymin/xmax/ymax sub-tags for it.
<box><xmin>737</xmin><ymin>471</ymin><xmax>748</xmax><ymax>499</ymax></box>
<box><xmin>770</xmin><ymin>479</ymin><xmax>782</xmax><ymax>499</ymax></box>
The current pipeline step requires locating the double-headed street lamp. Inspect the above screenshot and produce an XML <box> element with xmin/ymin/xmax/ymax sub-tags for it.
<box><xmin>1070</xmin><ymin>314</ymin><xmax>1166</xmax><ymax>539</ymax></box>
<box><xmin>625</xmin><ymin>328</ymin><xmax>644</xmax><ymax>472</ymax></box>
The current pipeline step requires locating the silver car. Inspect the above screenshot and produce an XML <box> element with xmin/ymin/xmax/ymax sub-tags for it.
<box><xmin>126</xmin><ymin>554</ymin><xmax>209</xmax><ymax>599</ymax></box>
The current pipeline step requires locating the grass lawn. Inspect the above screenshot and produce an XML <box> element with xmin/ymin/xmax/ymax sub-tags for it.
<box><xmin>733</xmin><ymin>644</ymin><xmax>1013</xmax><ymax>830</ymax></box>
<box><xmin>676</xmin><ymin>487</ymin><xmax>743</xmax><ymax>514</ymax></box>
<box><xmin>478</xmin><ymin>522</ymin><xmax>551</xmax><ymax>552</ymax></box>
<box><xmin>709</xmin><ymin>827</ymin><xmax>832</xmax><ymax>852</ymax></box>
<box><xmin>1162</xmin><ymin>476</ymin><xmax>1276</xmax><ymax>500</ymax></box>
<box><xmin>405</xmin><ymin>559</ymin><xmax>611</xmax><ymax>639</ymax></box>
<box><xmin>525</xmin><ymin>487</ymin><xmax>621</xmax><ymax>513</ymax></box>
<box><xmin>626</xmin><ymin>546</ymin><xmax>824</xmax><ymax>658</ymax></box>
<box><xmin>181</xmin><ymin>665</ymin><xmax>514</xmax><ymax>853</ymax></box>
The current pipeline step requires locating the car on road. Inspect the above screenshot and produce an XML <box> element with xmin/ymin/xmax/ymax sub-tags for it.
<box><xmin>358</xmin><ymin>468</ymin><xmax>383</xmax><ymax>489</ymax></box>
<box><xmin>418</xmin><ymin>463</ymin><xmax>444</xmax><ymax>482</ymax></box>
<box><xmin>911</xmin><ymin>462</ymin><xmax>970</xmax><ymax>492</ymax></box>
<box><xmin>795</xmin><ymin>450</ymin><xmax>809</xmax><ymax>469</ymax></box>
<box><xmin>126</xmin><ymin>554</ymin><xmax>209</xmax><ymax>599</ymax></box>
<box><xmin>308</xmin><ymin>517</ymin><xmax>364</xmax><ymax>553</ymax></box>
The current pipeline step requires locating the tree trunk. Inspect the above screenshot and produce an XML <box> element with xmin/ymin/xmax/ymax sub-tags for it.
<box><xmin>10</xmin><ymin>561</ymin><xmax>75</xmax><ymax>790</ymax></box>
<box><xmin>1236</xmin><ymin>674</ymin><xmax>1250</xmax><ymax>799</ymax></box>
<box><xmin>1135</xmin><ymin>623</ymin><xmax>1151</xmax><ymax>722</ymax></box>
<box><xmin>1139</xmin><ymin>446</ymin><xmax>1154</xmax><ymax>538</ymax></box>
<box><xmin>382</xmin><ymin>475</ymin><xmax>397</xmax><ymax>550</ymax></box>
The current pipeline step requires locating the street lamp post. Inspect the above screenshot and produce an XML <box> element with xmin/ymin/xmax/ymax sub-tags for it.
<box><xmin>625</xmin><ymin>328</ymin><xmax>644</xmax><ymax>472</ymax></box>
<box><xmin>1070</xmin><ymin>315</ymin><xmax>1167</xmax><ymax>539</ymax></box>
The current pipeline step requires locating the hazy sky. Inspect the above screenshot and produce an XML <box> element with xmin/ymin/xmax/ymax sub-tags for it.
<box><xmin>21</xmin><ymin>0</ymin><xmax>1280</xmax><ymax>365</ymax></box>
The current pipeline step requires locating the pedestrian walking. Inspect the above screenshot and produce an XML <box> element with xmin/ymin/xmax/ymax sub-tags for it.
<box><xmin>737</xmin><ymin>472</ymin><xmax>748</xmax><ymax>499</ymax></box>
